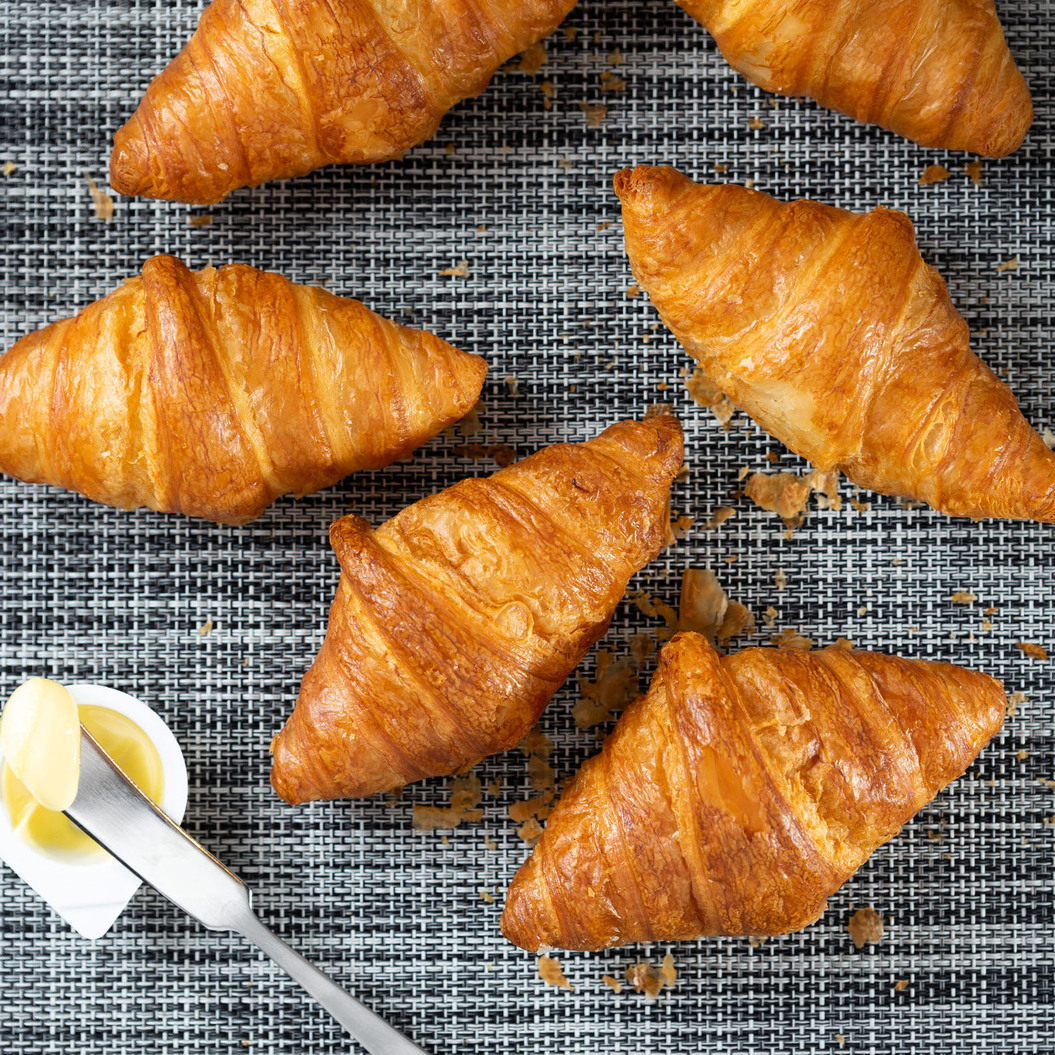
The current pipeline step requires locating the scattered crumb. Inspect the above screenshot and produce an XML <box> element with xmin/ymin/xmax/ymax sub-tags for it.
<box><xmin>996</xmin><ymin>257</ymin><xmax>1019</xmax><ymax>273</ymax></box>
<box><xmin>670</xmin><ymin>514</ymin><xmax>694</xmax><ymax>540</ymax></box>
<box><xmin>1007</xmin><ymin>691</ymin><xmax>1026</xmax><ymax>717</ymax></box>
<box><xmin>703</xmin><ymin>506</ymin><xmax>736</xmax><ymax>530</ymax></box>
<box><xmin>714</xmin><ymin>162</ymin><xmax>730</xmax><ymax>174</ymax></box>
<box><xmin>626</xmin><ymin>283</ymin><xmax>641</xmax><ymax>298</ymax></box>
<box><xmin>84</xmin><ymin>174</ymin><xmax>114</xmax><ymax>221</ymax></box>
<box><xmin>557</xmin><ymin>154</ymin><xmax>573</xmax><ymax>170</ymax></box>
<box><xmin>504</xmin><ymin>374</ymin><xmax>520</xmax><ymax>396</ymax></box>
<box><xmin>774</xmin><ymin>568</ymin><xmax>787</xmax><ymax>591</ymax></box>
<box><xmin>771</xmin><ymin>628</ymin><xmax>813</xmax><ymax>650</ymax></box>
<box><xmin>579</xmin><ymin>102</ymin><xmax>607</xmax><ymax>128</ymax></box>
<box><xmin>625</xmin><ymin>954</ymin><xmax>677</xmax><ymax>1000</ymax></box>
<box><xmin>628</xmin><ymin>589</ymin><xmax>679</xmax><ymax>635</ymax></box>
<box><xmin>951</xmin><ymin>591</ymin><xmax>977</xmax><ymax>604</ymax></box>
<box><xmin>837</xmin><ymin>1035</ymin><xmax>845</xmax><ymax>1047</ymax></box>
<box><xmin>1017</xmin><ymin>750</ymin><xmax>1029</xmax><ymax>761</ymax></box>
<box><xmin>479</xmin><ymin>890</ymin><xmax>494</xmax><ymax>904</ymax></box>
<box><xmin>747</xmin><ymin>117</ymin><xmax>765</xmax><ymax>130</ymax></box>
<box><xmin>831</xmin><ymin>637</ymin><xmax>854</xmax><ymax>651</ymax></box>
<box><xmin>1043</xmin><ymin>426</ymin><xmax>1055</xmax><ymax>449</ymax></box>
<box><xmin>457</xmin><ymin>402</ymin><xmax>483</xmax><ymax>437</ymax></box>
<box><xmin>745</xmin><ymin>471</ymin><xmax>812</xmax><ymax>522</ymax></box>
<box><xmin>575</xmin><ymin>650</ymin><xmax>639</xmax><ymax>729</ymax></box>
<box><xmin>439</xmin><ymin>259</ymin><xmax>471</xmax><ymax>277</ymax></box>
<box><xmin>540</xmin><ymin>81</ymin><xmax>556</xmax><ymax>109</ymax></box>
<box><xmin>477</xmin><ymin>223</ymin><xmax>488</xmax><ymax>233</ymax></box>
<box><xmin>965</xmin><ymin>160</ymin><xmax>984</xmax><ymax>186</ymax></box>
<box><xmin>894</xmin><ymin>979</ymin><xmax>909</xmax><ymax>992</ymax></box>
<box><xmin>848</xmin><ymin>907</ymin><xmax>884</xmax><ymax>949</ymax></box>
<box><xmin>607</xmin><ymin>47</ymin><xmax>624</xmax><ymax>65</ymax></box>
<box><xmin>678</xmin><ymin>568</ymin><xmax>754</xmax><ymax>646</ymax></box>
<box><xmin>602</xmin><ymin>974</ymin><xmax>624</xmax><ymax>994</ymax></box>
<box><xmin>1016</xmin><ymin>642</ymin><xmax>1048</xmax><ymax>661</ymax></box>
<box><xmin>189</xmin><ymin>214</ymin><xmax>213</xmax><ymax>228</ymax></box>
<box><xmin>596</xmin><ymin>221</ymin><xmax>611</xmax><ymax>231</ymax></box>
<box><xmin>984</xmin><ymin>606</ymin><xmax>998</xmax><ymax>616</ymax></box>
<box><xmin>411</xmin><ymin>773</ymin><xmax>484</xmax><ymax>831</ymax></box>
<box><xmin>517</xmin><ymin>816</ymin><xmax>544</xmax><ymax>844</ymax></box>
<box><xmin>747</xmin><ymin>935</ymin><xmax>768</xmax><ymax>949</ymax></box>
<box><xmin>565</xmin><ymin>26</ymin><xmax>578</xmax><ymax>41</ymax></box>
<box><xmin>538</xmin><ymin>955</ymin><xmax>573</xmax><ymax>991</ymax></box>
<box><xmin>600</xmin><ymin>70</ymin><xmax>626</xmax><ymax>92</ymax></box>
<box><xmin>685</xmin><ymin>365</ymin><xmax>735</xmax><ymax>426</ymax></box>
<box><xmin>198</xmin><ymin>620</ymin><xmax>213</xmax><ymax>636</ymax></box>
<box><xmin>445</xmin><ymin>143</ymin><xmax>455</xmax><ymax>155</ymax></box>
<box><xmin>1</xmin><ymin>161</ymin><xmax>16</xmax><ymax>176</ymax></box>
<box><xmin>629</xmin><ymin>633</ymin><xmax>656</xmax><ymax>666</ymax></box>
<box><xmin>483</xmin><ymin>834</ymin><xmax>498</xmax><ymax>851</ymax></box>
<box><xmin>919</xmin><ymin>164</ymin><xmax>950</xmax><ymax>185</ymax></box>
<box><xmin>516</xmin><ymin>42</ymin><xmax>547</xmax><ymax>75</ymax></box>
<box><xmin>452</xmin><ymin>443</ymin><xmax>516</xmax><ymax>467</ymax></box>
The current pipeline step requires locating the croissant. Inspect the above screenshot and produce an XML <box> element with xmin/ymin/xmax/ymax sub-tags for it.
<box><xmin>270</xmin><ymin>416</ymin><xmax>684</xmax><ymax>803</ymax></box>
<box><xmin>617</xmin><ymin>166</ymin><xmax>1055</xmax><ymax>523</ymax></box>
<box><xmin>110</xmin><ymin>0</ymin><xmax>577</xmax><ymax>204</ymax></box>
<box><xmin>0</xmin><ymin>255</ymin><xmax>486</xmax><ymax>524</ymax></box>
<box><xmin>502</xmin><ymin>631</ymin><xmax>1006</xmax><ymax>952</ymax></box>
<box><xmin>676</xmin><ymin>0</ymin><xmax>1031</xmax><ymax>157</ymax></box>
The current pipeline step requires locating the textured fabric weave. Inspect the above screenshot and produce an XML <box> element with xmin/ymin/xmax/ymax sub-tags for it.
<box><xmin>1</xmin><ymin>1</ymin><xmax>1052</xmax><ymax>1052</ymax></box>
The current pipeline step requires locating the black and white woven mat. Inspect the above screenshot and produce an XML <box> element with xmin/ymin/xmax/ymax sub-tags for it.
<box><xmin>1</xmin><ymin>1</ymin><xmax>1053</xmax><ymax>1052</ymax></box>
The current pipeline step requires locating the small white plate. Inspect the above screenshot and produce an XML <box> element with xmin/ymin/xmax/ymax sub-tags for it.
<box><xmin>0</xmin><ymin>683</ymin><xmax>188</xmax><ymax>940</ymax></box>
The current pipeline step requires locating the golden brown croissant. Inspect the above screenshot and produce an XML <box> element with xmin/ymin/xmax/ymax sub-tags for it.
<box><xmin>676</xmin><ymin>0</ymin><xmax>1031</xmax><ymax>157</ymax></box>
<box><xmin>110</xmin><ymin>0</ymin><xmax>577</xmax><ymax>204</ymax></box>
<box><xmin>617</xmin><ymin>165</ymin><xmax>1055</xmax><ymax>523</ymax></box>
<box><xmin>502</xmin><ymin>631</ymin><xmax>1005</xmax><ymax>952</ymax></box>
<box><xmin>0</xmin><ymin>255</ymin><xmax>486</xmax><ymax>524</ymax></box>
<box><xmin>270</xmin><ymin>416</ymin><xmax>684</xmax><ymax>803</ymax></box>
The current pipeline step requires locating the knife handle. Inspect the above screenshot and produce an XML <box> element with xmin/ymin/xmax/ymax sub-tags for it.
<box><xmin>234</xmin><ymin>910</ymin><xmax>431</xmax><ymax>1055</ymax></box>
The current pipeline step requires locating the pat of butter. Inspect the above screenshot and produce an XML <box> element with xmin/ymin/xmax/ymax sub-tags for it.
<box><xmin>0</xmin><ymin>683</ymin><xmax>188</xmax><ymax>940</ymax></box>
<box><xmin>0</xmin><ymin>678</ymin><xmax>81</xmax><ymax>812</ymax></box>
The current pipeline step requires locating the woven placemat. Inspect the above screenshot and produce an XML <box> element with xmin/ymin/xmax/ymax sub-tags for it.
<box><xmin>1</xmin><ymin>1</ymin><xmax>1053</xmax><ymax>1052</ymax></box>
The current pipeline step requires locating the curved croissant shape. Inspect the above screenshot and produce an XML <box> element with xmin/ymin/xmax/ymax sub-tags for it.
<box><xmin>502</xmin><ymin>632</ymin><xmax>1006</xmax><ymax>952</ymax></box>
<box><xmin>0</xmin><ymin>255</ymin><xmax>486</xmax><ymax>524</ymax></box>
<box><xmin>110</xmin><ymin>0</ymin><xmax>577</xmax><ymax>204</ymax></box>
<box><xmin>270</xmin><ymin>416</ymin><xmax>684</xmax><ymax>803</ymax></box>
<box><xmin>676</xmin><ymin>0</ymin><xmax>1031</xmax><ymax>157</ymax></box>
<box><xmin>617</xmin><ymin>166</ymin><xmax>1055</xmax><ymax>522</ymax></box>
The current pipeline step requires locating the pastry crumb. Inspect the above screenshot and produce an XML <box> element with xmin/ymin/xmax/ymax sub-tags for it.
<box><xmin>703</xmin><ymin>506</ymin><xmax>736</xmax><ymax>530</ymax></box>
<box><xmin>1</xmin><ymin>161</ymin><xmax>16</xmax><ymax>176</ymax></box>
<box><xmin>504</xmin><ymin>374</ymin><xmax>520</xmax><ymax>396</ymax></box>
<box><xmin>770</xmin><ymin>627</ymin><xmax>813</xmax><ymax>650</ymax></box>
<box><xmin>540</xmin><ymin>81</ymin><xmax>556</xmax><ymax>109</ymax></box>
<box><xmin>198</xmin><ymin>620</ymin><xmax>214</xmax><ymax>636</ymax></box>
<box><xmin>848</xmin><ymin>907</ymin><xmax>884</xmax><ymax>949</ymax></box>
<box><xmin>951</xmin><ymin>591</ymin><xmax>977</xmax><ymax>604</ymax></box>
<box><xmin>538</xmin><ymin>955</ymin><xmax>573</xmax><ymax>990</ymax></box>
<box><xmin>831</xmin><ymin>637</ymin><xmax>854</xmax><ymax>651</ymax></box>
<box><xmin>1007</xmin><ymin>690</ymin><xmax>1026</xmax><ymax>717</ymax></box>
<box><xmin>747</xmin><ymin>935</ymin><xmax>768</xmax><ymax>949</ymax></box>
<box><xmin>516</xmin><ymin>42</ymin><xmax>547</xmax><ymax>75</ymax></box>
<box><xmin>774</xmin><ymin>568</ymin><xmax>787</xmax><ymax>591</ymax></box>
<box><xmin>678</xmin><ymin>568</ymin><xmax>754</xmax><ymax>646</ymax></box>
<box><xmin>411</xmin><ymin>774</ymin><xmax>484</xmax><ymax>831</ymax></box>
<box><xmin>601</xmin><ymin>974</ymin><xmax>623</xmax><ymax>994</ymax></box>
<box><xmin>607</xmin><ymin>47</ymin><xmax>624</xmax><ymax>65</ymax></box>
<box><xmin>745</xmin><ymin>471</ymin><xmax>811</xmax><ymax>522</ymax></box>
<box><xmin>579</xmin><ymin>102</ymin><xmax>607</xmax><ymax>128</ymax></box>
<box><xmin>189</xmin><ymin>214</ymin><xmax>213</xmax><ymax>228</ymax></box>
<box><xmin>600</xmin><ymin>70</ymin><xmax>626</xmax><ymax>92</ymax></box>
<box><xmin>84</xmin><ymin>174</ymin><xmax>114</xmax><ymax>221</ymax></box>
<box><xmin>439</xmin><ymin>259</ymin><xmax>471</xmax><ymax>277</ymax></box>
<box><xmin>479</xmin><ymin>889</ymin><xmax>494</xmax><ymax>903</ymax></box>
<box><xmin>919</xmin><ymin>164</ymin><xmax>950</xmax><ymax>185</ymax></box>
<box><xmin>894</xmin><ymin>980</ymin><xmax>909</xmax><ymax>992</ymax></box>
<box><xmin>996</xmin><ymin>257</ymin><xmax>1019</xmax><ymax>273</ymax></box>
<box><xmin>747</xmin><ymin>117</ymin><xmax>765</xmax><ymax>130</ymax></box>
<box><xmin>1016</xmin><ymin>642</ymin><xmax>1048</xmax><ymax>661</ymax></box>
<box><xmin>575</xmin><ymin>649</ymin><xmax>638</xmax><ymax>729</ymax></box>
<box><xmin>965</xmin><ymin>160</ymin><xmax>984</xmax><ymax>186</ymax></box>
<box><xmin>625</xmin><ymin>282</ymin><xmax>641</xmax><ymax>298</ymax></box>
<box><xmin>625</xmin><ymin>953</ymin><xmax>677</xmax><ymax>1000</ymax></box>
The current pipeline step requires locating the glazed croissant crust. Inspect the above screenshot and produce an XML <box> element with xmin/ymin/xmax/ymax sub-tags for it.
<box><xmin>502</xmin><ymin>631</ymin><xmax>1006</xmax><ymax>952</ymax></box>
<box><xmin>110</xmin><ymin>0</ymin><xmax>577</xmax><ymax>203</ymax></box>
<box><xmin>617</xmin><ymin>165</ymin><xmax>1055</xmax><ymax>523</ymax></box>
<box><xmin>0</xmin><ymin>255</ymin><xmax>486</xmax><ymax>524</ymax></box>
<box><xmin>676</xmin><ymin>0</ymin><xmax>1031</xmax><ymax>157</ymax></box>
<box><xmin>270</xmin><ymin>416</ymin><xmax>684</xmax><ymax>804</ymax></box>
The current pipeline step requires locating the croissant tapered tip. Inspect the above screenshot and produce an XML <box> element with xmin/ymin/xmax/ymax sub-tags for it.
<box><xmin>110</xmin><ymin>117</ymin><xmax>154</xmax><ymax>199</ymax></box>
<box><xmin>500</xmin><ymin>857</ymin><xmax>548</xmax><ymax>952</ymax></box>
